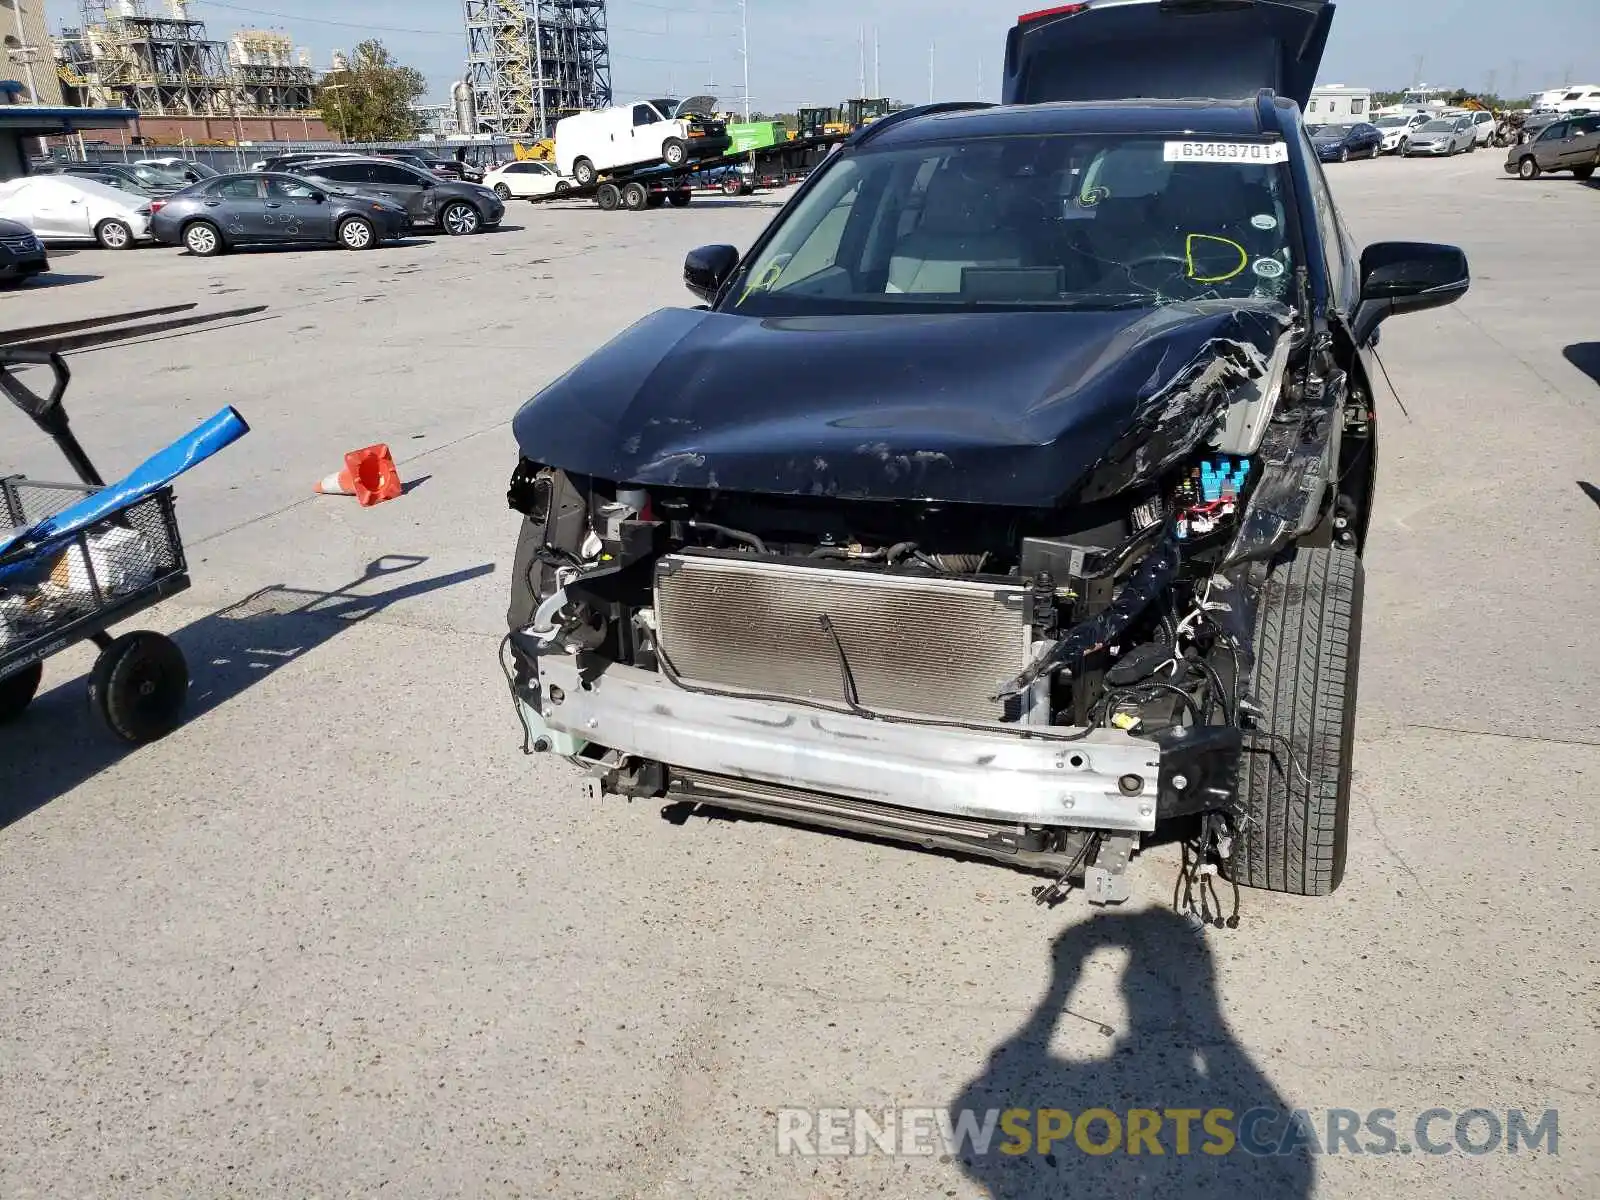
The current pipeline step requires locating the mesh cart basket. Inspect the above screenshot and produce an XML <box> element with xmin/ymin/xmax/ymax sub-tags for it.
<box><xmin>0</xmin><ymin>303</ymin><xmax>261</xmax><ymax>742</ymax></box>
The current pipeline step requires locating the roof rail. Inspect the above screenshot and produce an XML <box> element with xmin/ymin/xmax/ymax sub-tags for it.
<box><xmin>851</xmin><ymin>101</ymin><xmax>996</xmax><ymax>146</ymax></box>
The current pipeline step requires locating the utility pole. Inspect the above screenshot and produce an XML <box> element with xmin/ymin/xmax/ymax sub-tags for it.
<box><xmin>978</xmin><ymin>57</ymin><xmax>984</xmax><ymax>103</ymax></box>
<box><xmin>873</xmin><ymin>28</ymin><xmax>880</xmax><ymax>98</ymax></box>
<box><xmin>739</xmin><ymin>0</ymin><xmax>749</xmax><ymax>121</ymax></box>
<box><xmin>928</xmin><ymin>38</ymin><xmax>935</xmax><ymax>104</ymax></box>
<box><xmin>858</xmin><ymin>25</ymin><xmax>866</xmax><ymax>99</ymax></box>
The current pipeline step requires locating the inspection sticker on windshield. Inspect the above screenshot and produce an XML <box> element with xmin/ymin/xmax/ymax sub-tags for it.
<box><xmin>1164</xmin><ymin>141</ymin><xmax>1290</xmax><ymax>164</ymax></box>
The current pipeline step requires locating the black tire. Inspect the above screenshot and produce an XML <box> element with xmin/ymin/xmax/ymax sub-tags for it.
<box><xmin>88</xmin><ymin>631</ymin><xmax>189</xmax><ymax>745</ymax></box>
<box><xmin>1574</xmin><ymin>164</ymin><xmax>1596</xmax><ymax>180</ymax></box>
<box><xmin>1227</xmin><ymin>547</ymin><xmax>1363</xmax><ymax>897</ymax></box>
<box><xmin>337</xmin><ymin>215</ymin><xmax>376</xmax><ymax>250</ymax></box>
<box><xmin>1519</xmin><ymin>156</ymin><xmax>1541</xmax><ymax>180</ymax></box>
<box><xmin>595</xmin><ymin>183</ymin><xmax>621</xmax><ymax>211</ymax></box>
<box><xmin>95</xmin><ymin>218</ymin><xmax>134</xmax><ymax>250</ymax></box>
<box><xmin>572</xmin><ymin>158</ymin><xmax>596</xmax><ymax>186</ymax></box>
<box><xmin>0</xmin><ymin>662</ymin><xmax>42</xmax><ymax>723</ymax></box>
<box><xmin>645</xmin><ymin>192</ymin><xmax>666</xmax><ymax>208</ymax></box>
<box><xmin>621</xmin><ymin>181</ymin><xmax>649</xmax><ymax>211</ymax></box>
<box><xmin>1338</xmin><ymin>147</ymin><xmax>1349</xmax><ymax>163</ymax></box>
<box><xmin>182</xmin><ymin>220</ymin><xmax>224</xmax><ymax>257</ymax></box>
<box><xmin>439</xmin><ymin>200</ymin><xmax>481</xmax><ymax>236</ymax></box>
<box><xmin>554</xmin><ymin>180</ymin><xmax>570</xmax><ymax>194</ymax></box>
<box><xmin>722</xmin><ymin>176</ymin><xmax>742</xmax><ymax>196</ymax></box>
<box><xmin>1398</xmin><ymin>137</ymin><xmax>1409</xmax><ymax>155</ymax></box>
<box><xmin>493</xmin><ymin>182</ymin><xmax>512</xmax><ymax>200</ymax></box>
<box><xmin>667</xmin><ymin>190</ymin><xmax>693</xmax><ymax>208</ymax></box>
<box><xmin>662</xmin><ymin>138</ymin><xmax>688</xmax><ymax>167</ymax></box>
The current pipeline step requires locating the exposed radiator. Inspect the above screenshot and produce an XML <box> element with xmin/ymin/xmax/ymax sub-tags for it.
<box><xmin>652</xmin><ymin>553</ymin><xmax>1032</xmax><ymax>723</ymax></box>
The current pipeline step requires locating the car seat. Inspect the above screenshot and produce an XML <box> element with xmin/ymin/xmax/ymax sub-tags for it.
<box><xmin>886</xmin><ymin>158</ymin><xmax>1025</xmax><ymax>294</ymax></box>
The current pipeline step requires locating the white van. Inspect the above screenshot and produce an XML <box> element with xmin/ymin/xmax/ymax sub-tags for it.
<box><xmin>555</xmin><ymin>96</ymin><xmax>731</xmax><ymax>186</ymax></box>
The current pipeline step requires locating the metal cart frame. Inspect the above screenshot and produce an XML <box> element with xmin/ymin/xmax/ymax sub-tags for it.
<box><xmin>0</xmin><ymin>303</ymin><xmax>263</xmax><ymax>742</ymax></box>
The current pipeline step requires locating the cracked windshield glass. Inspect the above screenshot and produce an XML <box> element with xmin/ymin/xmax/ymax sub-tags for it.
<box><xmin>730</xmin><ymin>134</ymin><xmax>1300</xmax><ymax>315</ymax></box>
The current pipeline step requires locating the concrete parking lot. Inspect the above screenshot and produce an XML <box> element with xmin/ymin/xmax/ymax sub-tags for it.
<box><xmin>1</xmin><ymin>157</ymin><xmax>1596</xmax><ymax>1199</ymax></box>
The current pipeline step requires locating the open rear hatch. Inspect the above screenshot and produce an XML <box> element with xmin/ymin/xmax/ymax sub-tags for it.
<box><xmin>1003</xmin><ymin>0</ymin><xmax>1334</xmax><ymax>110</ymax></box>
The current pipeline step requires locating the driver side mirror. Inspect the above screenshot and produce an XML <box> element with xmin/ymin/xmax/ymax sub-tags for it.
<box><xmin>1351</xmin><ymin>241</ymin><xmax>1470</xmax><ymax>344</ymax></box>
<box><xmin>684</xmin><ymin>244</ymin><xmax>740</xmax><ymax>304</ymax></box>
<box><xmin>308</xmin><ymin>191</ymin><xmax>326</xmax><ymax>203</ymax></box>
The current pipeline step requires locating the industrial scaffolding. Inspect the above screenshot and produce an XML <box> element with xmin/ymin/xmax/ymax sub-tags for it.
<box><xmin>54</xmin><ymin>1</ymin><xmax>319</xmax><ymax>118</ymax></box>
<box><xmin>463</xmin><ymin>0</ymin><xmax>613</xmax><ymax>139</ymax></box>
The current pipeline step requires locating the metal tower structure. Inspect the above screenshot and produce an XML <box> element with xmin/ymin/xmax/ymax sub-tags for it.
<box><xmin>463</xmin><ymin>0</ymin><xmax>612</xmax><ymax>139</ymax></box>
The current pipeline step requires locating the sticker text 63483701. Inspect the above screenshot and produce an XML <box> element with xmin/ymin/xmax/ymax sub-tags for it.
<box><xmin>1164</xmin><ymin>141</ymin><xmax>1291</xmax><ymax>165</ymax></box>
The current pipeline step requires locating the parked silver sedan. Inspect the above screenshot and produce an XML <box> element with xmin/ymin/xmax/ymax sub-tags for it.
<box><xmin>1403</xmin><ymin>116</ymin><xmax>1477</xmax><ymax>157</ymax></box>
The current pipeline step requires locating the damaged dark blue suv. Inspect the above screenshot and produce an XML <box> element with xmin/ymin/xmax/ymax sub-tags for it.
<box><xmin>504</xmin><ymin>0</ymin><xmax>1469</xmax><ymax>906</ymax></box>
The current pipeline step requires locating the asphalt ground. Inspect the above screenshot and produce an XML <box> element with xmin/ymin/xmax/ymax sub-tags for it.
<box><xmin>1</xmin><ymin>152</ymin><xmax>1596</xmax><ymax>1199</ymax></box>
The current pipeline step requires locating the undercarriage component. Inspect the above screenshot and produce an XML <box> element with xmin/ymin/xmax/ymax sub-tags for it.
<box><xmin>665</xmin><ymin>769</ymin><xmax>1094</xmax><ymax>875</ymax></box>
<box><xmin>528</xmin><ymin>654</ymin><xmax>1163</xmax><ymax>832</ymax></box>
<box><xmin>653</xmin><ymin>552</ymin><xmax>1033</xmax><ymax>723</ymax></box>
<box><xmin>1082</xmin><ymin>834</ymin><xmax>1136</xmax><ymax>905</ymax></box>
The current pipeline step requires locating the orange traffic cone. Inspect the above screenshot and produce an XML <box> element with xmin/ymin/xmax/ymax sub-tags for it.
<box><xmin>313</xmin><ymin>444</ymin><xmax>403</xmax><ymax>507</ymax></box>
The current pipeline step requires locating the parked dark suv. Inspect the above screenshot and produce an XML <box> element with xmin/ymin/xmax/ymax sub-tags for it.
<box><xmin>290</xmin><ymin>157</ymin><xmax>504</xmax><ymax>235</ymax></box>
<box><xmin>500</xmin><ymin>0</ymin><xmax>1470</xmax><ymax>906</ymax></box>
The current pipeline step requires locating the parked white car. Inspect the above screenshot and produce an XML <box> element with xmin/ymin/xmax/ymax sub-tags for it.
<box><xmin>554</xmin><ymin>96</ymin><xmax>731</xmax><ymax>186</ymax></box>
<box><xmin>483</xmin><ymin>160</ymin><xmax>575</xmax><ymax>200</ymax></box>
<box><xmin>1374</xmin><ymin>112</ymin><xmax>1430</xmax><ymax>154</ymax></box>
<box><xmin>0</xmin><ymin>174</ymin><xmax>152</xmax><ymax>248</ymax></box>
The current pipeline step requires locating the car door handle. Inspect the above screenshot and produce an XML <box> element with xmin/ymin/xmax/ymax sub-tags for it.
<box><xmin>265</xmin><ymin>202</ymin><xmax>281</xmax><ymax>208</ymax></box>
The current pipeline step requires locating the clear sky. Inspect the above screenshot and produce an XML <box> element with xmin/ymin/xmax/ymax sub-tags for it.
<box><xmin>115</xmin><ymin>1</ymin><xmax>1600</xmax><ymax>110</ymax></box>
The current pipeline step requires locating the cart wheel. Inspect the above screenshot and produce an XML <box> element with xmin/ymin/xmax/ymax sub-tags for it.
<box><xmin>0</xmin><ymin>662</ymin><xmax>42</xmax><ymax>723</ymax></box>
<box><xmin>88</xmin><ymin>631</ymin><xmax>189</xmax><ymax>745</ymax></box>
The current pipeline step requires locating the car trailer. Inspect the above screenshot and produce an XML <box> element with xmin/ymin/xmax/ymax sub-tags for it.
<box><xmin>0</xmin><ymin>304</ymin><xmax>261</xmax><ymax>742</ymax></box>
<box><xmin>526</xmin><ymin>130</ymin><xmax>852</xmax><ymax>212</ymax></box>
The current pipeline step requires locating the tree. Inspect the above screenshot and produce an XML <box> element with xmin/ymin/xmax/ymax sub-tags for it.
<box><xmin>318</xmin><ymin>40</ymin><xmax>427</xmax><ymax>143</ymax></box>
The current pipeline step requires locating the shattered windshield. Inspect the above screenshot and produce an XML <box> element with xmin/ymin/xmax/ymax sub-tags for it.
<box><xmin>726</xmin><ymin>133</ymin><xmax>1300</xmax><ymax>316</ymax></box>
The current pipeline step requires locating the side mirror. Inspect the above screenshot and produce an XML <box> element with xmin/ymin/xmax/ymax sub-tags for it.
<box><xmin>683</xmin><ymin>244</ymin><xmax>740</xmax><ymax>304</ymax></box>
<box><xmin>1351</xmin><ymin>241</ymin><xmax>1470</xmax><ymax>344</ymax></box>
<box><xmin>308</xmin><ymin>191</ymin><xmax>326</xmax><ymax>203</ymax></box>
<box><xmin>421</xmin><ymin>177</ymin><xmax>437</xmax><ymax>189</ymax></box>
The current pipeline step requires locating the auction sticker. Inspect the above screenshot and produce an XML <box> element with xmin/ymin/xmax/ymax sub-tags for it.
<box><xmin>1253</xmin><ymin>257</ymin><xmax>1286</xmax><ymax>279</ymax></box>
<box><xmin>1164</xmin><ymin>141</ymin><xmax>1290</xmax><ymax>164</ymax></box>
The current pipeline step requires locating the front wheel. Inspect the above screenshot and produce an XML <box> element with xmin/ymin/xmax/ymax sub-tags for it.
<box><xmin>1519</xmin><ymin>156</ymin><xmax>1541</xmax><ymax>180</ymax></box>
<box><xmin>1573</xmin><ymin>164</ymin><xmax>1596</xmax><ymax>180</ymax></box>
<box><xmin>1338</xmin><ymin>147</ymin><xmax>1349</xmax><ymax>163</ymax></box>
<box><xmin>662</xmin><ymin>138</ymin><xmax>688</xmax><ymax>166</ymax></box>
<box><xmin>95</xmin><ymin>218</ymin><xmax>133</xmax><ymax>250</ymax></box>
<box><xmin>182</xmin><ymin>220</ymin><xmax>224</xmax><ymax>257</ymax></box>
<box><xmin>440</xmin><ymin>201</ymin><xmax>482</xmax><ymax>235</ymax></box>
<box><xmin>554</xmin><ymin>180</ymin><xmax>570</xmax><ymax>194</ymax></box>
<box><xmin>89</xmin><ymin>630</ymin><xmax>190</xmax><ymax>745</ymax></box>
<box><xmin>337</xmin><ymin>215</ymin><xmax>376</xmax><ymax>250</ymax></box>
<box><xmin>572</xmin><ymin>158</ymin><xmax>596</xmax><ymax>186</ymax></box>
<box><xmin>1225</xmin><ymin>547</ymin><xmax>1363</xmax><ymax>897</ymax></box>
<box><xmin>1398</xmin><ymin>137</ymin><xmax>1409</xmax><ymax>155</ymax></box>
<box><xmin>493</xmin><ymin>182</ymin><xmax>512</xmax><ymax>200</ymax></box>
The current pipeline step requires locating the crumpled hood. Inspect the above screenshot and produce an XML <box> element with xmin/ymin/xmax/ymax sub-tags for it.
<box><xmin>512</xmin><ymin>301</ymin><xmax>1294</xmax><ymax>508</ymax></box>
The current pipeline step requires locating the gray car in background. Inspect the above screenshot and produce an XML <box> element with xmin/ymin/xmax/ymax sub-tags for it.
<box><xmin>1404</xmin><ymin>116</ymin><xmax>1477</xmax><ymax>157</ymax></box>
<box><xmin>1505</xmin><ymin>113</ymin><xmax>1600</xmax><ymax>179</ymax></box>
<box><xmin>149</xmin><ymin>171</ymin><xmax>409</xmax><ymax>256</ymax></box>
<box><xmin>290</xmin><ymin>156</ymin><xmax>505</xmax><ymax>235</ymax></box>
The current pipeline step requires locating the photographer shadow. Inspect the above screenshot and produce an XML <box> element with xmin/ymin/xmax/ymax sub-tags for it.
<box><xmin>953</xmin><ymin>908</ymin><xmax>1313</xmax><ymax>1199</ymax></box>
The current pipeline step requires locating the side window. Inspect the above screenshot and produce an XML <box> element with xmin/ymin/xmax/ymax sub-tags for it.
<box><xmin>215</xmin><ymin>177</ymin><xmax>260</xmax><ymax>200</ymax></box>
<box><xmin>633</xmin><ymin>104</ymin><xmax>657</xmax><ymax>127</ymax></box>
<box><xmin>1540</xmin><ymin>123</ymin><xmax>1568</xmax><ymax>142</ymax></box>
<box><xmin>315</xmin><ymin>164</ymin><xmax>360</xmax><ymax>183</ymax></box>
<box><xmin>1351</xmin><ymin>99</ymin><xmax>1366</xmax><ymax>115</ymax></box>
<box><xmin>265</xmin><ymin>176</ymin><xmax>317</xmax><ymax>199</ymax></box>
<box><xmin>370</xmin><ymin>164</ymin><xmax>419</xmax><ymax>186</ymax></box>
<box><xmin>1298</xmin><ymin>125</ymin><xmax>1346</xmax><ymax>300</ymax></box>
<box><xmin>505</xmin><ymin>163</ymin><xmax>530</xmax><ymax>174</ymax></box>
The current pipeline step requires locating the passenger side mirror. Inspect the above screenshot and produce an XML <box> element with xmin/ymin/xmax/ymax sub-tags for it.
<box><xmin>1351</xmin><ymin>241</ymin><xmax>1470</xmax><ymax>344</ymax></box>
<box><xmin>308</xmin><ymin>191</ymin><xmax>326</xmax><ymax>203</ymax></box>
<box><xmin>684</xmin><ymin>244</ymin><xmax>740</xmax><ymax>303</ymax></box>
